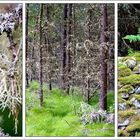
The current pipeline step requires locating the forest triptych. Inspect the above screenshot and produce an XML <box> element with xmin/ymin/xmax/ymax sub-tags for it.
<box><xmin>0</xmin><ymin>2</ymin><xmax>140</xmax><ymax>138</ymax></box>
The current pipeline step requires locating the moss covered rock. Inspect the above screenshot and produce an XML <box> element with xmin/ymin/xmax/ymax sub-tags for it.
<box><xmin>118</xmin><ymin>129</ymin><xmax>130</xmax><ymax>137</ymax></box>
<box><xmin>118</xmin><ymin>54</ymin><xmax>140</xmax><ymax>137</ymax></box>
<box><xmin>118</xmin><ymin>110</ymin><xmax>135</xmax><ymax>120</ymax></box>
<box><xmin>126</xmin><ymin>122</ymin><xmax>140</xmax><ymax>134</ymax></box>
<box><xmin>124</xmin><ymin>57</ymin><xmax>137</xmax><ymax>70</ymax></box>
<box><xmin>119</xmin><ymin>74</ymin><xmax>140</xmax><ymax>86</ymax></box>
<box><xmin>118</xmin><ymin>85</ymin><xmax>134</xmax><ymax>95</ymax></box>
<box><xmin>118</xmin><ymin>65</ymin><xmax>131</xmax><ymax>77</ymax></box>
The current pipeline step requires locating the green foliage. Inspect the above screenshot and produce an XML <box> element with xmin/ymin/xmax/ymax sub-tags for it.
<box><xmin>123</xmin><ymin>35</ymin><xmax>140</xmax><ymax>43</ymax></box>
<box><xmin>89</xmin><ymin>90</ymin><xmax>114</xmax><ymax>112</ymax></box>
<box><xmin>123</xmin><ymin>27</ymin><xmax>140</xmax><ymax>43</ymax></box>
<box><xmin>26</xmin><ymin>82</ymin><xmax>114</xmax><ymax>136</ymax></box>
<box><xmin>128</xmin><ymin>48</ymin><xmax>135</xmax><ymax>56</ymax></box>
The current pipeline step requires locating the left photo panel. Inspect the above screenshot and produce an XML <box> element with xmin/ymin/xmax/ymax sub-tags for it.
<box><xmin>0</xmin><ymin>4</ymin><xmax>22</xmax><ymax>136</ymax></box>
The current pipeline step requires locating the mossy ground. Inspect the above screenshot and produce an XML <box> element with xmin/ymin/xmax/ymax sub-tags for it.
<box><xmin>26</xmin><ymin>81</ymin><xmax>114</xmax><ymax>136</ymax></box>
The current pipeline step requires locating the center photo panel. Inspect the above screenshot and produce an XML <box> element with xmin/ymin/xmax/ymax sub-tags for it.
<box><xmin>25</xmin><ymin>3</ymin><xmax>115</xmax><ymax>137</ymax></box>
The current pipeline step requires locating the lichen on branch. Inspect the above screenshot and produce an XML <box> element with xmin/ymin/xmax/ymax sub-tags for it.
<box><xmin>0</xmin><ymin>4</ymin><xmax>22</xmax><ymax>134</ymax></box>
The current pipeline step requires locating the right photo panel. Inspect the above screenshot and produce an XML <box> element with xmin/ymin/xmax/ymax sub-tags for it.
<box><xmin>118</xmin><ymin>3</ymin><xmax>140</xmax><ymax>137</ymax></box>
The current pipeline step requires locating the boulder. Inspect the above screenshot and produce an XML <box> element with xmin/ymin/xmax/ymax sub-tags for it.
<box><xmin>121</xmin><ymin>93</ymin><xmax>129</xmax><ymax>100</ymax></box>
<box><xmin>134</xmin><ymin>87</ymin><xmax>140</xmax><ymax>94</ymax></box>
<box><xmin>118</xmin><ymin>103</ymin><xmax>126</xmax><ymax>110</ymax></box>
<box><xmin>124</xmin><ymin>57</ymin><xmax>137</xmax><ymax>71</ymax></box>
<box><xmin>131</xmin><ymin>97</ymin><xmax>140</xmax><ymax>108</ymax></box>
<box><xmin>118</xmin><ymin>119</ymin><xmax>130</xmax><ymax>130</ymax></box>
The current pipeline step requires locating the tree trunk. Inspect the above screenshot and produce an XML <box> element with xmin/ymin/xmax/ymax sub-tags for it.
<box><xmin>66</xmin><ymin>4</ymin><xmax>73</xmax><ymax>94</ymax></box>
<box><xmin>87</xmin><ymin>61</ymin><xmax>90</xmax><ymax>103</ymax></box>
<box><xmin>39</xmin><ymin>4</ymin><xmax>44</xmax><ymax>107</ymax></box>
<box><xmin>99</xmin><ymin>4</ymin><xmax>108</xmax><ymax>110</ymax></box>
<box><xmin>85</xmin><ymin>6</ymin><xmax>92</xmax><ymax>102</ymax></box>
<box><xmin>87</xmin><ymin>7</ymin><xmax>92</xmax><ymax>40</ymax></box>
<box><xmin>31</xmin><ymin>11</ymin><xmax>39</xmax><ymax>81</ymax></box>
<box><xmin>71</xmin><ymin>4</ymin><xmax>76</xmax><ymax>94</ymax></box>
<box><xmin>61</xmin><ymin>4</ymin><xmax>68</xmax><ymax>91</ymax></box>
<box><xmin>45</xmin><ymin>4</ymin><xmax>52</xmax><ymax>91</ymax></box>
<box><xmin>26</xmin><ymin>4</ymin><xmax>29</xmax><ymax>86</ymax></box>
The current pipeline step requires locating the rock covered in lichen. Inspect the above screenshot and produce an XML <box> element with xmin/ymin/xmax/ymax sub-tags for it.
<box><xmin>124</xmin><ymin>57</ymin><xmax>137</xmax><ymax>71</ymax></box>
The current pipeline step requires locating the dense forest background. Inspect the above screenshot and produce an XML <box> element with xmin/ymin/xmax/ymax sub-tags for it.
<box><xmin>26</xmin><ymin>3</ymin><xmax>114</xmax><ymax>136</ymax></box>
<box><xmin>118</xmin><ymin>4</ymin><xmax>140</xmax><ymax>137</ymax></box>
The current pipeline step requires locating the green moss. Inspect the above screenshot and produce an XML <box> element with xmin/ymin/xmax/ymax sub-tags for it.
<box><xmin>133</xmin><ymin>65</ymin><xmax>139</xmax><ymax>71</ymax></box>
<box><xmin>130</xmin><ymin>115</ymin><xmax>140</xmax><ymax>124</ymax></box>
<box><xmin>126</xmin><ymin>122</ymin><xmax>140</xmax><ymax>133</ymax></box>
<box><xmin>132</xmin><ymin>94</ymin><xmax>140</xmax><ymax>101</ymax></box>
<box><xmin>118</xmin><ymin>96</ymin><xmax>125</xmax><ymax>103</ymax></box>
<box><xmin>118</xmin><ymin>65</ymin><xmax>131</xmax><ymax>77</ymax></box>
<box><xmin>118</xmin><ymin>85</ymin><xmax>133</xmax><ymax>94</ymax></box>
<box><xmin>118</xmin><ymin>57</ymin><xmax>128</xmax><ymax>62</ymax></box>
<box><xmin>118</xmin><ymin>74</ymin><xmax>140</xmax><ymax>86</ymax></box>
<box><xmin>132</xmin><ymin>51</ymin><xmax>140</xmax><ymax>62</ymax></box>
<box><xmin>119</xmin><ymin>56</ymin><xmax>136</xmax><ymax>62</ymax></box>
<box><xmin>135</xmin><ymin>132</ymin><xmax>140</xmax><ymax>137</ymax></box>
<box><xmin>118</xmin><ymin>129</ymin><xmax>130</xmax><ymax>137</ymax></box>
<box><xmin>125</xmin><ymin>100</ymin><xmax>133</xmax><ymax>107</ymax></box>
<box><xmin>118</xmin><ymin>52</ymin><xmax>140</xmax><ymax>137</ymax></box>
<box><xmin>118</xmin><ymin>110</ymin><xmax>135</xmax><ymax>119</ymax></box>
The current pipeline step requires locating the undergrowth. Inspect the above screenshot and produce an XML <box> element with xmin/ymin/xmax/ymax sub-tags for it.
<box><xmin>26</xmin><ymin>81</ymin><xmax>114</xmax><ymax>136</ymax></box>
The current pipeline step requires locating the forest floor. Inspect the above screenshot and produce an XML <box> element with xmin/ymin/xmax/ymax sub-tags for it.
<box><xmin>26</xmin><ymin>81</ymin><xmax>114</xmax><ymax>136</ymax></box>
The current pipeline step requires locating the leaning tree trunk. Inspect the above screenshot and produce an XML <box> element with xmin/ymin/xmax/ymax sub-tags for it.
<box><xmin>99</xmin><ymin>4</ymin><xmax>108</xmax><ymax>111</ymax></box>
<box><xmin>39</xmin><ymin>4</ymin><xmax>44</xmax><ymax>107</ymax></box>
